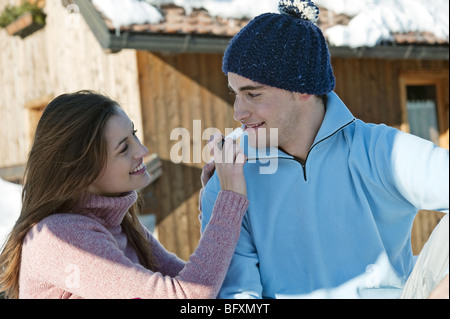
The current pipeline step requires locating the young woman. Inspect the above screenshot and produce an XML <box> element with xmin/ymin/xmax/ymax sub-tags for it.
<box><xmin>0</xmin><ymin>90</ymin><xmax>248</xmax><ymax>299</ymax></box>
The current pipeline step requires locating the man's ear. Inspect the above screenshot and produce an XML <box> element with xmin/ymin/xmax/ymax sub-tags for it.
<box><xmin>293</xmin><ymin>92</ymin><xmax>314</xmax><ymax>102</ymax></box>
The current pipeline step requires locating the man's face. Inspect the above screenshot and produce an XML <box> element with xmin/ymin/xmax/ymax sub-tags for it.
<box><xmin>228</xmin><ymin>72</ymin><xmax>316</xmax><ymax>155</ymax></box>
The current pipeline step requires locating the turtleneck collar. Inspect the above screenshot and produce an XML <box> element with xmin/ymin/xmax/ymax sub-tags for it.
<box><xmin>70</xmin><ymin>191</ymin><xmax>138</xmax><ymax>228</ymax></box>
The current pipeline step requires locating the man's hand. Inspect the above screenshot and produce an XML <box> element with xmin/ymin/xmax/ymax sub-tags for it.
<box><xmin>201</xmin><ymin>159</ymin><xmax>216</xmax><ymax>189</ymax></box>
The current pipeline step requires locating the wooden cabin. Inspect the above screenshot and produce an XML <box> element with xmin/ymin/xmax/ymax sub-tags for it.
<box><xmin>0</xmin><ymin>0</ymin><xmax>448</xmax><ymax>260</ymax></box>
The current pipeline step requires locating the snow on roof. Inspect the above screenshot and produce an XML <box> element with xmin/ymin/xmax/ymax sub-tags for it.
<box><xmin>92</xmin><ymin>0</ymin><xmax>165</xmax><ymax>29</ymax></box>
<box><xmin>92</xmin><ymin>0</ymin><xmax>449</xmax><ymax>48</ymax></box>
<box><xmin>316</xmin><ymin>0</ymin><xmax>449</xmax><ymax>47</ymax></box>
<box><xmin>0</xmin><ymin>178</ymin><xmax>21</xmax><ymax>250</ymax></box>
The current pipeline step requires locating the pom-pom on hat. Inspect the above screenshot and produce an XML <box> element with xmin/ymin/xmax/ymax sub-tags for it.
<box><xmin>222</xmin><ymin>0</ymin><xmax>335</xmax><ymax>95</ymax></box>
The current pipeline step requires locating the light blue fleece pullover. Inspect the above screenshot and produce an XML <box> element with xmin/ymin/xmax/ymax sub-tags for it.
<box><xmin>200</xmin><ymin>92</ymin><xmax>449</xmax><ymax>299</ymax></box>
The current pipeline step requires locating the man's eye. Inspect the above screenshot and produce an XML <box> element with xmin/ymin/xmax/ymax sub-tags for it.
<box><xmin>248</xmin><ymin>93</ymin><xmax>260</xmax><ymax>98</ymax></box>
<box><xmin>121</xmin><ymin>144</ymin><xmax>128</xmax><ymax>153</ymax></box>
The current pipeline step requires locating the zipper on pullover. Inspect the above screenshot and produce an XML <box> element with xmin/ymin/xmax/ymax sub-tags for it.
<box><xmin>244</xmin><ymin>118</ymin><xmax>356</xmax><ymax>182</ymax></box>
<box><xmin>283</xmin><ymin>118</ymin><xmax>356</xmax><ymax>182</ymax></box>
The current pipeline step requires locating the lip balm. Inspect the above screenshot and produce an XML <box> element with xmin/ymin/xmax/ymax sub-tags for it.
<box><xmin>226</xmin><ymin>127</ymin><xmax>245</xmax><ymax>141</ymax></box>
<box><xmin>219</xmin><ymin>127</ymin><xmax>245</xmax><ymax>149</ymax></box>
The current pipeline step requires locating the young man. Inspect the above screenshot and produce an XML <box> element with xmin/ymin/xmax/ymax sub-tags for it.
<box><xmin>200</xmin><ymin>0</ymin><xmax>449</xmax><ymax>299</ymax></box>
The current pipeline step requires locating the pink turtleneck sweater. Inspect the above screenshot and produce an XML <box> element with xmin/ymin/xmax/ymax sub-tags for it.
<box><xmin>19</xmin><ymin>190</ymin><xmax>248</xmax><ymax>299</ymax></box>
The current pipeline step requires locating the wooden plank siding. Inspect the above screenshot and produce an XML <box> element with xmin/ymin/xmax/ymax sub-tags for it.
<box><xmin>0</xmin><ymin>0</ymin><xmax>143</xmax><ymax>169</ymax></box>
<box><xmin>332</xmin><ymin>58</ymin><xmax>449</xmax><ymax>137</ymax></box>
<box><xmin>138</xmin><ymin>52</ymin><xmax>448</xmax><ymax>259</ymax></box>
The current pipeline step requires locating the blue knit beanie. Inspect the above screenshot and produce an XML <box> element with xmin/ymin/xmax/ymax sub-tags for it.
<box><xmin>222</xmin><ymin>0</ymin><xmax>335</xmax><ymax>95</ymax></box>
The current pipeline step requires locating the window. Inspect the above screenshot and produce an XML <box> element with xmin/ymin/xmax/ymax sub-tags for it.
<box><xmin>400</xmin><ymin>72</ymin><xmax>449</xmax><ymax>149</ymax></box>
<box><xmin>406</xmin><ymin>85</ymin><xmax>439</xmax><ymax>145</ymax></box>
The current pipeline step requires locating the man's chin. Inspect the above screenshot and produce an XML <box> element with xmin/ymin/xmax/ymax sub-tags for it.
<box><xmin>247</xmin><ymin>130</ymin><xmax>278</xmax><ymax>150</ymax></box>
<box><xmin>248</xmin><ymin>138</ymin><xmax>276</xmax><ymax>150</ymax></box>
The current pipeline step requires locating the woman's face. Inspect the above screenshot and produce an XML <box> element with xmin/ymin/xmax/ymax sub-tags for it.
<box><xmin>87</xmin><ymin>106</ymin><xmax>150</xmax><ymax>197</ymax></box>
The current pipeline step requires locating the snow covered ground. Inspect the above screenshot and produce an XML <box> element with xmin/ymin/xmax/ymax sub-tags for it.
<box><xmin>0</xmin><ymin>178</ymin><xmax>21</xmax><ymax>250</ymax></box>
<box><xmin>0</xmin><ymin>176</ymin><xmax>158</xmax><ymax>244</ymax></box>
<box><xmin>92</xmin><ymin>0</ymin><xmax>449</xmax><ymax>48</ymax></box>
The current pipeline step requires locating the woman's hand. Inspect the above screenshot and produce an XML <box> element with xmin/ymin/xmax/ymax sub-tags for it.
<box><xmin>203</xmin><ymin>134</ymin><xmax>247</xmax><ymax>197</ymax></box>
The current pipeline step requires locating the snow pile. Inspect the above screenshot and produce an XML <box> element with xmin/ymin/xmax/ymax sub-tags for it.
<box><xmin>93</xmin><ymin>0</ymin><xmax>278</xmax><ymax>25</ymax></box>
<box><xmin>92</xmin><ymin>0</ymin><xmax>165</xmax><ymax>30</ymax></box>
<box><xmin>0</xmin><ymin>178</ymin><xmax>21</xmax><ymax>250</ymax></box>
<box><xmin>157</xmin><ymin>0</ymin><xmax>279</xmax><ymax>19</ymax></box>
<box><xmin>91</xmin><ymin>0</ymin><xmax>449</xmax><ymax>48</ymax></box>
<box><xmin>316</xmin><ymin>0</ymin><xmax>449</xmax><ymax>47</ymax></box>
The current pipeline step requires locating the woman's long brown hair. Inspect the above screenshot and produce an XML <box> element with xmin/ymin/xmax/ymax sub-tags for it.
<box><xmin>0</xmin><ymin>90</ymin><xmax>158</xmax><ymax>298</ymax></box>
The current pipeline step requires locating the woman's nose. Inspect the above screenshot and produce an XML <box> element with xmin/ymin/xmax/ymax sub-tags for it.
<box><xmin>133</xmin><ymin>139</ymin><xmax>149</xmax><ymax>159</ymax></box>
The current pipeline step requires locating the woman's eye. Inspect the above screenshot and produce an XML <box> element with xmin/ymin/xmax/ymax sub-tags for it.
<box><xmin>121</xmin><ymin>144</ymin><xmax>128</xmax><ymax>153</ymax></box>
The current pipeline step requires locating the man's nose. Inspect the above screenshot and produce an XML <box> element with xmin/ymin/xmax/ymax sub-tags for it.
<box><xmin>233</xmin><ymin>98</ymin><xmax>251</xmax><ymax>123</ymax></box>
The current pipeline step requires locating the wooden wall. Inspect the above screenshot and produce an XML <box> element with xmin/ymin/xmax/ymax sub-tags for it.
<box><xmin>138</xmin><ymin>52</ymin><xmax>448</xmax><ymax>259</ymax></box>
<box><xmin>332</xmin><ymin>58</ymin><xmax>449</xmax><ymax>147</ymax></box>
<box><xmin>0</xmin><ymin>0</ymin><xmax>142</xmax><ymax>171</ymax></box>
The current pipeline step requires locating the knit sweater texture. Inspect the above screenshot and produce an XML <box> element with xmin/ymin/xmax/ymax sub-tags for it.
<box><xmin>19</xmin><ymin>190</ymin><xmax>248</xmax><ymax>299</ymax></box>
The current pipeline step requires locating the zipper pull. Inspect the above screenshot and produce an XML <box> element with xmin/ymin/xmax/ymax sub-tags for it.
<box><xmin>301</xmin><ymin>162</ymin><xmax>307</xmax><ymax>181</ymax></box>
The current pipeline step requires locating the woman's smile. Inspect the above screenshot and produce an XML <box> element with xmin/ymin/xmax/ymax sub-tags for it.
<box><xmin>129</xmin><ymin>161</ymin><xmax>146</xmax><ymax>175</ymax></box>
